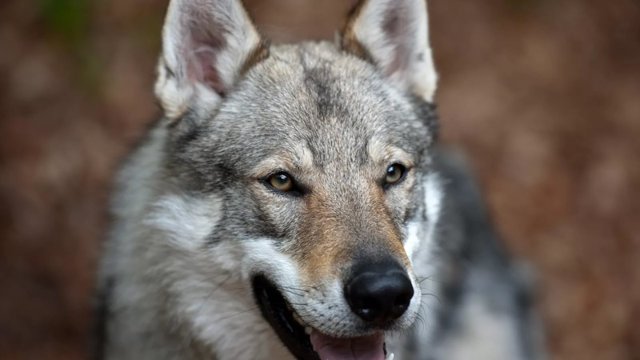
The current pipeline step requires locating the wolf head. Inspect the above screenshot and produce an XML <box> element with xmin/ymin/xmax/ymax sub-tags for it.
<box><xmin>149</xmin><ymin>0</ymin><xmax>442</xmax><ymax>358</ymax></box>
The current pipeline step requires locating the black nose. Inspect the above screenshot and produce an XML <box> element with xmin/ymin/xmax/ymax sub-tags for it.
<box><xmin>344</xmin><ymin>262</ymin><xmax>414</xmax><ymax>324</ymax></box>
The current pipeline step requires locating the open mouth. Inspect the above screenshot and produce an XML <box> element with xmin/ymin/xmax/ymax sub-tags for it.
<box><xmin>251</xmin><ymin>275</ymin><xmax>390</xmax><ymax>360</ymax></box>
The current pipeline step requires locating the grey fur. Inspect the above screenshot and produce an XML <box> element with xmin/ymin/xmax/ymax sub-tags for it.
<box><xmin>97</xmin><ymin>0</ymin><xmax>544</xmax><ymax>359</ymax></box>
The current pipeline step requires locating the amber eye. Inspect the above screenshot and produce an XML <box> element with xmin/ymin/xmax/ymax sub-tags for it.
<box><xmin>267</xmin><ymin>172</ymin><xmax>294</xmax><ymax>192</ymax></box>
<box><xmin>385</xmin><ymin>164</ymin><xmax>406</xmax><ymax>186</ymax></box>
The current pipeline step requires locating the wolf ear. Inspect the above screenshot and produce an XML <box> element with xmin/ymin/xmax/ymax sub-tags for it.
<box><xmin>155</xmin><ymin>0</ymin><xmax>267</xmax><ymax>120</ymax></box>
<box><xmin>342</xmin><ymin>0</ymin><xmax>437</xmax><ymax>102</ymax></box>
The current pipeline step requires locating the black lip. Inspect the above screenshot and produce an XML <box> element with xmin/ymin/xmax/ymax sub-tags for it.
<box><xmin>252</xmin><ymin>275</ymin><xmax>320</xmax><ymax>360</ymax></box>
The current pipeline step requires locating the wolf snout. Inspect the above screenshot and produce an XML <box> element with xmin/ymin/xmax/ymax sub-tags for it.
<box><xmin>344</xmin><ymin>261</ymin><xmax>414</xmax><ymax>325</ymax></box>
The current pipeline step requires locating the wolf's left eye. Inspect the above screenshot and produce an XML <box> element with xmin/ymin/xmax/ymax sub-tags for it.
<box><xmin>266</xmin><ymin>172</ymin><xmax>295</xmax><ymax>193</ymax></box>
<box><xmin>384</xmin><ymin>164</ymin><xmax>407</xmax><ymax>187</ymax></box>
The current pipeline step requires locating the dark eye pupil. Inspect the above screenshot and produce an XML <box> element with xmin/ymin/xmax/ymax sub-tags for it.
<box><xmin>275</xmin><ymin>174</ymin><xmax>288</xmax><ymax>184</ymax></box>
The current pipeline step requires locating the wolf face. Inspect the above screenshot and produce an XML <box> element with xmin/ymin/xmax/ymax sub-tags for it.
<box><xmin>103</xmin><ymin>1</ymin><xmax>444</xmax><ymax>359</ymax></box>
<box><xmin>164</xmin><ymin>44</ymin><xmax>440</xmax><ymax>357</ymax></box>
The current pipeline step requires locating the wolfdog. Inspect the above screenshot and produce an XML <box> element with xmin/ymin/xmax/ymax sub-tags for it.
<box><xmin>97</xmin><ymin>0</ymin><xmax>544</xmax><ymax>359</ymax></box>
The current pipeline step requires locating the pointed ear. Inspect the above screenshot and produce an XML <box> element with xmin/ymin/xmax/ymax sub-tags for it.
<box><xmin>155</xmin><ymin>0</ymin><xmax>268</xmax><ymax>120</ymax></box>
<box><xmin>342</xmin><ymin>0</ymin><xmax>437</xmax><ymax>102</ymax></box>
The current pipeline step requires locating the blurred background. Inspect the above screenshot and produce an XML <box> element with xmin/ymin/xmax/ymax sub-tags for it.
<box><xmin>0</xmin><ymin>0</ymin><xmax>638</xmax><ymax>359</ymax></box>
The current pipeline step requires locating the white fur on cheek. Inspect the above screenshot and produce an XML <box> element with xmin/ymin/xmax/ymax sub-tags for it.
<box><xmin>424</xmin><ymin>173</ymin><xmax>443</xmax><ymax>247</ymax></box>
<box><xmin>240</xmin><ymin>238</ymin><xmax>300</xmax><ymax>285</ymax></box>
<box><xmin>143</xmin><ymin>199</ymin><xmax>292</xmax><ymax>359</ymax></box>
<box><xmin>144</xmin><ymin>194</ymin><xmax>222</xmax><ymax>251</ymax></box>
<box><xmin>404</xmin><ymin>221</ymin><xmax>421</xmax><ymax>260</ymax></box>
<box><xmin>405</xmin><ymin>173</ymin><xmax>442</xmax><ymax>259</ymax></box>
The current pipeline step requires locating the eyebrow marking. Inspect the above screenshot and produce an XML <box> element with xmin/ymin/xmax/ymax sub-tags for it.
<box><xmin>367</xmin><ymin>135</ymin><xmax>414</xmax><ymax>167</ymax></box>
<box><xmin>251</xmin><ymin>144</ymin><xmax>315</xmax><ymax>178</ymax></box>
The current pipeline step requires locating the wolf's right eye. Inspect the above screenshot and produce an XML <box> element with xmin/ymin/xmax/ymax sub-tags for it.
<box><xmin>266</xmin><ymin>172</ymin><xmax>295</xmax><ymax>193</ymax></box>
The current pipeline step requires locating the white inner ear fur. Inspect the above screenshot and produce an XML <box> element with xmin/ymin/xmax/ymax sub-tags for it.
<box><xmin>351</xmin><ymin>0</ymin><xmax>438</xmax><ymax>102</ymax></box>
<box><xmin>155</xmin><ymin>0</ymin><xmax>261</xmax><ymax>119</ymax></box>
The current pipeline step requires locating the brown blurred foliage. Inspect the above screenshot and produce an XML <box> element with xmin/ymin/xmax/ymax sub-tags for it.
<box><xmin>1</xmin><ymin>0</ymin><xmax>639</xmax><ymax>359</ymax></box>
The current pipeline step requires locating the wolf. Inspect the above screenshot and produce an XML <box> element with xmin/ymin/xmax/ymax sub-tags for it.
<box><xmin>97</xmin><ymin>0</ymin><xmax>545</xmax><ymax>359</ymax></box>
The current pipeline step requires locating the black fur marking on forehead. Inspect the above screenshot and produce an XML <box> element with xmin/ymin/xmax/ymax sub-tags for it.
<box><xmin>299</xmin><ymin>49</ymin><xmax>343</xmax><ymax>120</ymax></box>
<box><xmin>304</xmin><ymin>66</ymin><xmax>334</xmax><ymax>119</ymax></box>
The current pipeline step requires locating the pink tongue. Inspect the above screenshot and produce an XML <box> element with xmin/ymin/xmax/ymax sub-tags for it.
<box><xmin>310</xmin><ymin>330</ymin><xmax>385</xmax><ymax>360</ymax></box>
